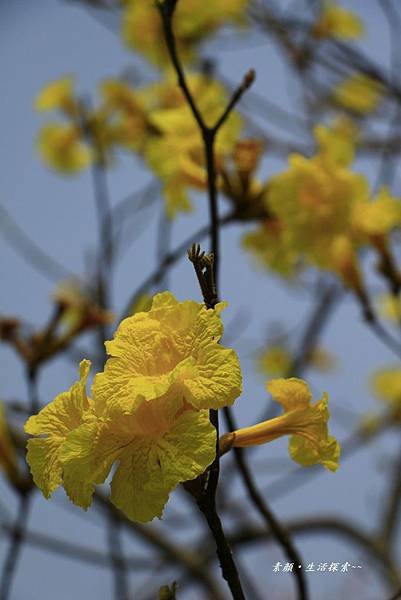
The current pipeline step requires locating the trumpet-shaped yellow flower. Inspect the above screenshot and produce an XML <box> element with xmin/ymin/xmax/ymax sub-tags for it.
<box><xmin>313</xmin><ymin>2</ymin><xmax>364</xmax><ymax>40</ymax></box>
<box><xmin>122</xmin><ymin>0</ymin><xmax>249</xmax><ymax>67</ymax></box>
<box><xmin>25</xmin><ymin>292</ymin><xmax>242</xmax><ymax>522</ymax></box>
<box><xmin>37</xmin><ymin>123</ymin><xmax>92</xmax><ymax>173</ymax></box>
<box><xmin>220</xmin><ymin>378</ymin><xmax>340</xmax><ymax>471</ymax></box>
<box><xmin>35</xmin><ymin>77</ymin><xmax>78</xmax><ymax>115</ymax></box>
<box><xmin>334</xmin><ymin>74</ymin><xmax>384</xmax><ymax>114</ymax></box>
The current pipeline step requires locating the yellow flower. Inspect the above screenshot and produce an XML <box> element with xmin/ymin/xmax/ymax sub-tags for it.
<box><xmin>99</xmin><ymin>79</ymin><xmax>150</xmax><ymax>152</ymax></box>
<box><xmin>122</xmin><ymin>0</ymin><xmax>248</xmax><ymax>67</ymax></box>
<box><xmin>372</xmin><ymin>368</ymin><xmax>401</xmax><ymax>411</ymax></box>
<box><xmin>307</xmin><ymin>346</ymin><xmax>336</xmax><ymax>372</ymax></box>
<box><xmin>35</xmin><ymin>77</ymin><xmax>78</xmax><ymax>115</ymax></box>
<box><xmin>258</xmin><ymin>346</ymin><xmax>292</xmax><ymax>377</ymax></box>
<box><xmin>313</xmin><ymin>2</ymin><xmax>364</xmax><ymax>40</ymax></box>
<box><xmin>334</xmin><ymin>73</ymin><xmax>384</xmax><ymax>114</ymax></box>
<box><xmin>37</xmin><ymin>123</ymin><xmax>92</xmax><ymax>173</ymax></box>
<box><xmin>92</xmin><ymin>292</ymin><xmax>242</xmax><ymax>415</ymax></box>
<box><xmin>0</xmin><ymin>402</ymin><xmax>20</xmax><ymax>486</ymax></box>
<box><xmin>351</xmin><ymin>187</ymin><xmax>401</xmax><ymax>241</ymax></box>
<box><xmin>242</xmin><ymin>218</ymin><xmax>298</xmax><ymax>277</ymax></box>
<box><xmin>257</xmin><ymin>344</ymin><xmax>335</xmax><ymax>377</ymax></box>
<box><xmin>25</xmin><ymin>360</ymin><xmax>93</xmax><ymax>504</ymax></box>
<box><xmin>143</xmin><ymin>73</ymin><xmax>242</xmax><ymax>218</ymax></box>
<box><xmin>266</xmin><ymin>152</ymin><xmax>368</xmax><ymax>272</ymax></box>
<box><xmin>314</xmin><ymin>118</ymin><xmax>358</xmax><ymax>168</ymax></box>
<box><xmin>377</xmin><ymin>293</ymin><xmax>401</xmax><ymax>323</ymax></box>
<box><xmin>220</xmin><ymin>378</ymin><xmax>340</xmax><ymax>471</ymax></box>
<box><xmin>25</xmin><ymin>292</ymin><xmax>242</xmax><ymax>522</ymax></box>
<box><xmin>53</xmin><ymin>280</ymin><xmax>114</xmax><ymax>332</ymax></box>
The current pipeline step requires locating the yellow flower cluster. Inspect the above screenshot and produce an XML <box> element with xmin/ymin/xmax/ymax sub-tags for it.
<box><xmin>25</xmin><ymin>292</ymin><xmax>242</xmax><ymax>522</ymax></box>
<box><xmin>36</xmin><ymin>74</ymin><xmax>241</xmax><ymax>218</ymax></box>
<box><xmin>122</xmin><ymin>0</ymin><xmax>249</xmax><ymax>68</ymax></box>
<box><xmin>220</xmin><ymin>378</ymin><xmax>340</xmax><ymax>471</ymax></box>
<box><xmin>334</xmin><ymin>74</ymin><xmax>384</xmax><ymax>115</ymax></box>
<box><xmin>243</xmin><ymin>119</ymin><xmax>401</xmax><ymax>292</ymax></box>
<box><xmin>258</xmin><ymin>344</ymin><xmax>335</xmax><ymax>377</ymax></box>
<box><xmin>312</xmin><ymin>2</ymin><xmax>364</xmax><ymax>40</ymax></box>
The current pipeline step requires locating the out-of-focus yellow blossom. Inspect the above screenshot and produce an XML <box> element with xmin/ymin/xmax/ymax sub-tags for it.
<box><xmin>358</xmin><ymin>413</ymin><xmax>382</xmax><ymax>439</ymax></box>
<box><xmin>220</xmin><ymin>138</ymin><xmax>267</xmax><ymax>217</ymax></box>
<box><xmin>266</xmin><ymin>152</ymin><xmax>368</xmax><ymax>274</ymax></box>
<box><xmin>258</xmin><ymin>344</ymin><xmax>335</xmax><ymax>377</ymax></box>
<box><xmin>330</xmin><ymin>235</ymin><xmax>365</xmax><ymax>293</ymax></box>
<box><xmin>0</xmin><ymin>402</ymin><xmax>20</xmax><ymax>486</ymax></box>
<box><xmin>334</xmin><ymin>73</ymin><xmax>384</xmax><ymax>114</ymax></box>
<box><xmin>242</xmin><ymin>219</ymin><xmax>298</xmax><ymax>277</ymax></box>
<box><xmin>220</xmin><ymin>378</ymin><xmax>340</xmax><ymax>471</ymax></box>
<box><xmin>314</xmin><ymin>118</ymin><xmax>358</xmax><ymax>168</ymax></box>
<box><xmin>35</xmin><ymin>77</ymin><xmax>78</xmax><ymax>116</ymax></box>
<box><xmin>312</xmin><ymin>2</ymin><xmax>364</xmax><ymax>40</ymax></box>
<box><xmin>25</xmin><ymin>292</ymin><xmax>242</xmax><ymax>522</ymax></box>
<box><xmin>242</xmin><ymin>123</ymin><xmax>370</xmax><ymax>288</ymax></box>
<box><xmin>143</xmin><ymin>74</ymin><xmax>242</xmax><ymax>218</ymax></box>
<box><xmin>351</xmin><ymin>187</ymin><xmax>401</xmax><ymax>242</ymax></box>
<box><xmin>372</xmin><ymin>368</ymin><xmax>401</xmax><ymax>411</ymax></box>
<box><xmin>307</xmin><ymin>346</ymin><xmax>336</xmax><ymax>372</ymax></box>
<box><xmin>122</xmin><ymin>0</ymin><xmax>249</xmax><ymax>68</ymax></box>
<box><xmin>258</xmin><ymin>346</ymin><xmax>292</xmax><ymax>377</ymax></box>
<box><xmin>37</xmin><ymin>123</ymin><xmax>92</xmax><ymax>173</ymax></box>
<box><xmin>54</xmin><ymin>280</ymin><xmax>114</xmax><ymax>332</ymax></box>
<box><xmin>99</xmin><ymin>79</ymin><xmax>151</xmax><ymax>152</ymax></box>
<box><xmin>377</xmin><ymin>293</ymin><xmax>401</xmax><ymax>323</ymax></box>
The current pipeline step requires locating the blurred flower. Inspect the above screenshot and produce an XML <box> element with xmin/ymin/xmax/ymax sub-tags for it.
<box><xmin>25</xmin><ymin>292</ymin><xmax>243</xmax><ymax>522</ymax></box>
<box><xmin>257</xmin><ymin>345</ymin><xmax>292</xmax><ymax>377</ymax></box>
<box><xmin>334</xmin><ymin>73</ymin><xmax>384</xmax><ymax>114</ymax></box>
<box><xmin>372</xmin><ymin>368</ymin><xmax>401</xmax><ymax>411</ymax></box>
<box><xmin>143</xmin><ymin>73</ymin><xmax>242</xmax><ymax>218</ymax></box>
<box><xmin>122</xmin><ymin>0</ymin><xmax>249</xmax><ymax>68</ymax></box>
<box><xmin>377</xmin><ymin>293</ymin><xmax>401</xmax><ymax>323</ymax></box>
<box><xmin>54</xmin><ymin>280</ymin><xmax>114</xmax><ymax>332</ymax></box>
<box><xmin>314</xmin><ymin>118</ymin><xmax>358</xmax><ymax>168</ymax></box>
<box><xmin>312</xmin><ymin>2</ymin><xmax>364</xmax><ymax>40</ymax></box>
<box><xmin>351</xmin><ymin>187</ymin><xmax>401</xmax><ymax>241</ymax></box>
<box><xmin>37</xmin><ymin>123</ymin><xmax>92</xmax><ymax>173</ymax></box>
<box><xmin>0</xmin><ymin>401</ymin><xmax>21</xmax><ymax>487</ymax></box>
<box><xmin>35</xmin><ymin>76</ymin><xmax>78</xmax><ymax>116</ymax></box>
<box><xmin>242</xmin><ymin>219</ymin><xmax>298</xmax><ymax>277</ymax></box>
<box><xmin>257</xmin><ymin>344</ymin><xmax>335</xmax><ymax>377</ymax></box>
<box><xmin>220</xmin><ymin>378</ymin><xmax>340</xmax><ymax>471</ymax></box>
